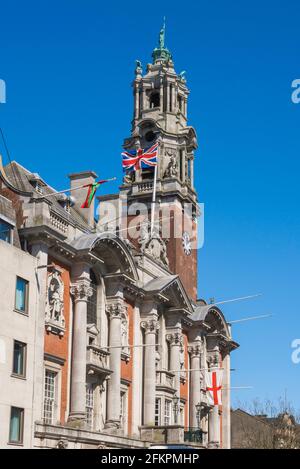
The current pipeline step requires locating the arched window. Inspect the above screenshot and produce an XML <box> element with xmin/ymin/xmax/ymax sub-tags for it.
<box><xmin>150</xmin><ymin>91</ymin><xmax>160</xmax><ymax>109</ymax></box>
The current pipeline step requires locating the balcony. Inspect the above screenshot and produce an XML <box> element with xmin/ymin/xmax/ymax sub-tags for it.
<box><xmin>156</xmin><ymin>370</ymin><xmax>175</xmax><ymax>391</ymax></box>
<box><xmin>184</xmin><ymin>428</ymin><xmax>205</xmax><ymax>445</ymax></box>
<box><xmin>86</xmin><ymin>345</ymin><xmax>112</xmax><ymax>382</ymax></box>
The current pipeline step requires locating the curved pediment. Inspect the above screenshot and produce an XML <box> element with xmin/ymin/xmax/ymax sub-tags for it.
<box><xmin>71</xmin><ymin>232</ymin><xmax>138</xmax><ymax>282</ymax></box>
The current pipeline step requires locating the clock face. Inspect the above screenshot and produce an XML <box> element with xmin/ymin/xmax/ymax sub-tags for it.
<box><xmin>182</xmin><ymin>231</ymin><xmax>192</xmax><ymax>256</ymax></box>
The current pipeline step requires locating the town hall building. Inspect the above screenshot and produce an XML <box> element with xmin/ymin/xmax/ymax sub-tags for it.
<box><xmin>0</xmin><ymin>26</ymin><xmax>238</xmax><ymax>449</ymax></box>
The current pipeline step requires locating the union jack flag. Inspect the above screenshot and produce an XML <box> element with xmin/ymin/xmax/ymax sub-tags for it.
<box><xmin>121</xmin><ymin>142</ymin><xmax>158</xmax><ymax>171</ymax></box>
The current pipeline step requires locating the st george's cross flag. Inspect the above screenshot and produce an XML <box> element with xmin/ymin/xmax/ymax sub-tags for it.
<box><xmin>205</xmin><ymin>369</ymin><xmax>223</xmax><ymax>406</ymax></box>
<box><xmin>121</xmin><ymin>142</ymin><xmax>158</xmax><ymax>172</ymax></box>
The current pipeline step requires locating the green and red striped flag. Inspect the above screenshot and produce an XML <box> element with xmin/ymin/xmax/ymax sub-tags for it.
<box><xmin>81</xmin><ymin>179</ymin><xmax>114</xmax><ymax>208</ymax></box>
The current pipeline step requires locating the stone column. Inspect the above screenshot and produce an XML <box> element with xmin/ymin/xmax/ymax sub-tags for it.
<box><xmin>221</xmin><ymin>352</ymin><xmax>231</xmax><ymax>448</ymax></box>
<box><xmin>105</xmin><ymin>299</ymin><xmax>125</xmax><ymax>428</ymax></box>
<box><xmin>69</xmin><ymin>275</ymin><xmax>93</xmax><ymax>423</ymax></box>
<box><xmin>134</xmin><ymin>83</ymin><xmax>139</xmax><ymax>120</ymax></box>
<box><xmin>141</xmin><ymin>317</ymin><xmax>159</xmax><ymax>426</ymax></box>
<box><xmin>166</xmin><ymin>332</ymin><xmax>182</xmax><ymax>398</ymax></box>
<box><xmin>159</xmin><ymin>81</ymin><xmax>164</xmax><ymax>112</ymax></box>
<box><xmin>190</xmin><ymin>158</ymin><xmax>194</xmax><ymax>188</ymax></box>
<box><xmin>188</xmin><ymin>343</ymin><xmax>202</xmax><ymax>428</ymax></box>
<box><xmin>208</xmin><ymin>405</ymin><xmax>220</xmax><ymax>448</ymax></box>
<box><xmin>172</xmin><ymin>84</ymin><xmax>177</xmax><ymax>112</ymax></box>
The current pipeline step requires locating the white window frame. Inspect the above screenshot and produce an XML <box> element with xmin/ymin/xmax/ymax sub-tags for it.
<box><xmin>155</xmin><ymin>397</ymin><xmax>161</xmax><ymax>426</ymax></box>
<box><xmin>120</xmin><ymin>386</ymin><xmax>128</xmax><ymax>434</ymax></box>
<box><xmin>164</xmin><ymin>398</ymin><xmax>172</xmax><ymax>426</ymax></box>
<box><xmin>86</xmin><ymin>383</ymin><xmax>94</xmax><ymax>430</ymax></box>
<box><xmin>43</xmin><ymin>362</ymin><xmax>61</xmax><ymax>425</ymax></box>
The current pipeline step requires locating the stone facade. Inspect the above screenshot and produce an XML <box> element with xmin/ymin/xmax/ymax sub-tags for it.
<box><xmin>0</xmin><ymin>26</ymin><xmax>238</xmax><ymax>449</ymax></box>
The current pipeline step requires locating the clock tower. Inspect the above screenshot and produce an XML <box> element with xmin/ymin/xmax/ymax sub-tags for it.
<box><xmin>102</xmin><ymin>23</ymin><xmax>199</xmax><ymax>300</ymax></box>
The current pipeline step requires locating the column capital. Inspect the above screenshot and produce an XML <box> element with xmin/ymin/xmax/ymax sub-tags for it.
<box><xmin>141</xmin><ymin>318</ymin><xmax>159</xmax><ymax>334</ymax></box>
<box><xmin>207</xmin><ymin>351</ymin><xmax>219</xmax><ymax>368</ymax></box>
<box><xmin>166</xmin><ymin>331</ymin><xmax>183</xmax><ymax>346</ymax></box>
<box><xmin>106</xmin><ymin>300</ymin><xmax>127</xmax><ymax>320</ymax></box>
<box><xmin>188</xmin><ymin>342</ymin><xmax>202</xmax><ymax>358</ymax></box>
<box><xmin>70</xmin><ymin>280</ymin><xmax>93</xmax><ymax>303</ymax></box>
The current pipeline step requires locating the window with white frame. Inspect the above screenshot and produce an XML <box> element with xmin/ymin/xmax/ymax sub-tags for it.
<box><xmin>164</xmin><ymin>399</ymin><xmax>172</xmax><ymax>426</ymax></box>
<box><xmin>86</xmin><ymin>384</ymin><xmax>94</xmax><ymax>429</ymax></box>
<box><xmin>155</xmin><ymin>398</ymin><xmax>161</xmax><ymax>426</ymax></box>
<box><xmin>120</xmin><ymin>390</ymin><xmax>127</xmax><ymax>430</ymax></box>
<box><xmin>43</xmin><ymin>369</ymin><xmax>57</xmax><ymax>424</ymax></box>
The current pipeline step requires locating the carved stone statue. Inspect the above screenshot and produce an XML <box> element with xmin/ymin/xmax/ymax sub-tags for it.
<box><xmin>123</xmin><ymin>172</ymin><xmax>134</xmax><ymax>184</ymax></box>
<box><xmin>46</xmin><ymin>269</ymin><xmax>65</xmax><ymax>327</ymax></box>
<box><xmin>121</xmin><ymin>310</ymin><xmax>129</xmax><ymax>350</ymax></box>
<box><xmin>138</xmin><ymin>219</ymin><xmax>169</xmax><ymax>266</ymax></box>
<box><xmin>135</xmin><ymin>60</ymin><xmax>143</xmax><ymax>76</ymax></box>
<box><xmin>164</xmin><ymin>153</ymin><xmax>178</xmax><ymax>178</ymax></box>
<box><xmin>138</xmin><ymin>219</ymin><xmax>151</xmax><ymax>250</ymax></box>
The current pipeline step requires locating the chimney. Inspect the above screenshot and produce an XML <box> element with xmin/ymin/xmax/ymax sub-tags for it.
<box><xmin>68</xmin><ymin>171</ymin><xmax>98</xmax><ymax>227</ymax></box>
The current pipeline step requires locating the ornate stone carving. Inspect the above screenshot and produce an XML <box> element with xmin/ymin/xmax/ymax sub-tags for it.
<box><xmin>123</xmin><ymin>171</ymin><xmax>134</xmax><ymax>184</ymax></box>
<box><xmin>141</xmin><ymin>318</ymin><xmax>159</xmax><ymax>334</ymax></box>
<box><xmin>164</xmin><ymin>148</ymin><xmax>178</xmax><ymax>178</ymax></box>
<box><xmin>179</xmin><ymin>342</ymin><xmax>185</xmax><ymax>369</ymax></box>
<box><xmin>208</xmin><ymin>352</ymin><xmax>219</xmax><ymax>367</ymax></box>
<box><xmin>70</xmin><ymin>281</ymin><xmax>93</xmax><ymax>302</ymax></box>
<box><xmin>105</xmin><ymin>301</ymin><xmax>126</xmax><ymax>319</ymax></box>
<box><xmin>188</xmin><ymin>343</ymin><xmax>202</xmax><ymax>357</ymax></box>
<box><xmin>166</xmin><ymin>332</ymin><xmax>183</xmax><ymax>346</ymax></box>
<box><xmin>56</xmin><ymin>438</ymin><xmax>68</xmax><ymax>449</ymax></box>
<box><xmin>138</xmin><ymin>221</ymin><xmax>169</xmax><ymax>266</ymax></box>
<box><xmin>45</xmin><ymin>269</ymin><xmax>65</xmax><ymax>335</ymax></box>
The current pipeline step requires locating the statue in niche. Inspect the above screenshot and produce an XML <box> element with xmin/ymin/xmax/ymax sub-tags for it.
<box><xmin>180</xmin><ymin>344</ymin><xmax>185</xmax><ymax>370</ymax></box>
<box><xmin>46</xmin><ymin>269</ymin><xmax>65</xmax><ymax>326</ymax></box>
<box><xmin>164</xmin><ymin>149</ymin><xmax>178</xmax><ymax>178</ymax></box>
<box><xmin>121</xmin><ymin>311</ymin><xmax>129</xmax><ymax>352</ymax></box>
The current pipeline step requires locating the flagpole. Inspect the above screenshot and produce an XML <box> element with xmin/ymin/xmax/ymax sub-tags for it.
<box><xmin>34</xmin><ymin>177</ymin><xmax>117</xmax><ymax>200</ymax></box>
<box><xmin>150</xmin><ymin>158</ymin><xmax>158</xmax><ymax>237</ymax></box>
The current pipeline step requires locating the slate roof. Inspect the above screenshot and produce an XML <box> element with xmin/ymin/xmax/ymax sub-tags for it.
<box><xmin>4</xmin><ymin>161</ymin><xmax>91</xmax><ymax>231</ymax></box>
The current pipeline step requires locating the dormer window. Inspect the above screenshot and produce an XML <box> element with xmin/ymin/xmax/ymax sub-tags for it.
<box><xmin>29</xmin><ymin>173</ymin><xmax>44</xmax><ymax>194</ymax></box>
<box><xmin>149</xmin><ymin>91</ymin><xmax>160</xmax><ymax>109</ymax></box>
<box><xmin>0</xmin><ymin>219</ymin><xmax>12</xmax><ymax>243</ymax></box>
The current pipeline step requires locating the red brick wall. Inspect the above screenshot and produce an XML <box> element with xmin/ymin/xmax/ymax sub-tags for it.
<box><xmin>166</xmin><ymin>206</ymin><xmax>197</xmax><ymax>301</ymax></box>
<box><xmin>44</xmin><ymin>258</ymin><xmax>70</xmax><ymax>424</ymax></box>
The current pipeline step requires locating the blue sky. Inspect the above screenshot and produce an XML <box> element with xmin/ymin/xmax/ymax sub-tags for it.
<box><xmin>1</xmin><ymin>0</ymin><xmax>299</xmax><ymax>412</ymax></box>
